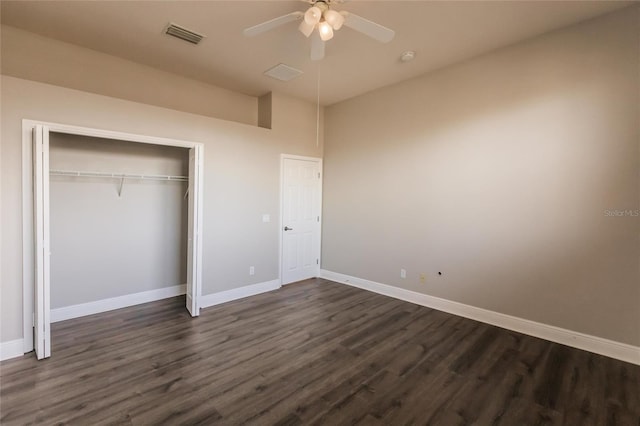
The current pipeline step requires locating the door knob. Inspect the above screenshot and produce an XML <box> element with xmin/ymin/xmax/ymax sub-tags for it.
<box><xmin>284</xmin><ymin>226</ymin><xmax>293</xmax><ymax>231</ymax></box>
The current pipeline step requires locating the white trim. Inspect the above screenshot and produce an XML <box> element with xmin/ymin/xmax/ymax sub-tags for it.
<box><xmin>51</xmin><ymin>285</ymin><xmax>186</xmax><ymax>323</ymax></box>
<box><xmin>279</xmin><ymin>157</ymin><xmax>283</xmax><ymax>285</ymax></box>
<box><xmin>199</xmin><ymin>280</ymin><xmax>281</xmax><ymax>309</ymax></box>
<box><xmin>22</xmin><ymin>122</ymin><xmax>35</xmax><ymax>353</ymax></box>
<box><xmin>279</xmin><ymin>154</ymin><xmax>323</xmax><ymax>286</ymax></box>
<box><xmin>320</xmin><ymin>269</ymin><xmax>640</xmax><ymax>366</ymax></box>
<box><xmin>22</xmin><ymin>119</ymin><xmax>199</xmax><ymax>148</ymax></box>
<box><xmin>279</xmin><ymin>154</ymin><xmax>323</xmax><ymax>162</ymax></box>
<box><xmin>0</xmin><ymin>339</ymin><xmax>25</xmax><ymax>361</ymax></box>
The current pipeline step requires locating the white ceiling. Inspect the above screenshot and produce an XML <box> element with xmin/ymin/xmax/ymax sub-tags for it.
<box><xmin>0</xmin><ymin>1</ymin><xmax>631</xmax><ymax>105</ymax></box>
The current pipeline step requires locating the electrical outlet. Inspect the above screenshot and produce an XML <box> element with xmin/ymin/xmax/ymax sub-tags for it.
<box><xmin>249</xmin><ymin>266</ymin><xmax>255</xmax><ymax>276</ymax></box>
<box><xmin>420</xmin><ymin>273</ymin><xmax>426</xmax><ymax>284</ymax></box>
<box><xmin>400</xmin><ymin>269</ymin><xmax>406</xmax><ymax>279</ymax></box>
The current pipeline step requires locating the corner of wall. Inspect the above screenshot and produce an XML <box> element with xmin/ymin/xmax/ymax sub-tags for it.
<box><xmin>258</xmin><ymin>92</ymin><xmax>273</xmax><ymax>130</ymax></box>
<box><xmin>270</xmin><ymin>91</ymin><xmax>324</xmax><ymax>156</ymax></box>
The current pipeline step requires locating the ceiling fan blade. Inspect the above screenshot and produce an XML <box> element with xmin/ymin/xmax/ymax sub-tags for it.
<box><xmin>299</xmin><ymin>0</ymin><xmax>348</xmax><ymax>3</ymax></box>
<box><xmin>243</xmin><ymin>11</ymin><xmax>304</xmax><ymax>37</ymax></box>
<box><xmin>310</xmin><ymin>32</ymin><xmax>325</xmax><ymax>61</ymax></box>
<box><xmin>341</xmin><ymin>12</ymin><xmax>395</xmax><ymax>43</ymax></box>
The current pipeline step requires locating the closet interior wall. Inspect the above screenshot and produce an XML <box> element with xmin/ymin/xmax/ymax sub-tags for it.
<box><xmin>49</xmin><ymin>133</ymin><xmax>188</xmax><ymax>312</ymax></box>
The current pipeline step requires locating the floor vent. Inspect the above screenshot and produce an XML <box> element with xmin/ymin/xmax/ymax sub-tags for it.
<box><xmin>165</xmin><ymin>23</ymin><xmax>205</xmax><ymax>45</ymax></box>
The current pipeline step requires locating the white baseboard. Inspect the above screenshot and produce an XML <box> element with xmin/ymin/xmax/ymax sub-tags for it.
<box><xmin>320</xmin><ymin>269</ymin><xmax>640</xmax><ymax>366</ymax></box>
<box><xmin>14</xmin><ymin>281</ymin><xmax>279</xmax><ymax>360</ymax></box>
<box><xmin>0</xmin><ymin>339</ymin><xmax>25</xmax><ymax>361</ymax></box>
<box><xmin>200</xmin><ymin>279</ymin><xmax>281</xmax><ymax>309</ymax></box>
<box><xmin>51</xmin><ymin>284</ymin><xmax>186</xmax><ymax>323</ymax></box>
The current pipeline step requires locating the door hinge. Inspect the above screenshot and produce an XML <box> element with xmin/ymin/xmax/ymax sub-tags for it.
<box><xmin>317</xmin><ymin>216</ymin><xmax>320</xmax><ymax>222</ymax></box>
<box><xmin>317</xmin><ymin>172</ymin><xmax>321</xmax><ymax>179</ymax></box>
<box><xmin>316</xmin><ymin>259</ymin><xmax>319</xmax><ymax>265</ymax></box>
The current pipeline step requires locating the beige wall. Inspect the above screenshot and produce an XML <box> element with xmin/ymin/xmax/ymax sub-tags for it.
<box><xmin>1</xmin><ymin>25</ymin><xmax>258</xmax><ymax>126</ymax></box>
<box><xmin>323</xmin><ymin>8</ymin><xmax>639</xmax><ymax>346</ymax></box>
<box><xmin>49</xmin><ymin>134</ymin><xmax>189</xmax><ymax>308</ymax></box>
<box><xmin>1</xmin><ymin>70</ymin><xmax>322</xmax><ymax>343</ymax></box>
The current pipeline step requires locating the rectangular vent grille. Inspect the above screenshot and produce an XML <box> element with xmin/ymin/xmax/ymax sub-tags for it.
<box><xmin>264</xmin><ymin>63</ymin><xmax>304</xmax><ymax>82</ymax></box>
<box><xmin>165</xmin><ymin>23</ymin><xmax>205</xmax><ymax>44</ymax></box>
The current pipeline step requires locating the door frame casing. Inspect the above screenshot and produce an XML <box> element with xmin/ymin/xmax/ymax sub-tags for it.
<box><xmin>279</xmin><ymin>154</ymin><xmax>323</xmax><ymax>285</ymax></box>
<box><xmin>21</xmin><ymin>119</ymin><xmax>204</xmax><ymax>355</ymax></box>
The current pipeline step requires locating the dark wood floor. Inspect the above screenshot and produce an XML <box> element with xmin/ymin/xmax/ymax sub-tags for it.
<box><xmin>1</xmin><ymin>279</ymin><xmax>639</xmax><ymax>425</ymax></box>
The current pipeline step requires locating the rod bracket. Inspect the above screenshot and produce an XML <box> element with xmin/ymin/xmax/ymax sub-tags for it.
<box><xmin>117</xmin><ymin>177</ymin><xmax>125</xmax><ymax>197</ymax></box>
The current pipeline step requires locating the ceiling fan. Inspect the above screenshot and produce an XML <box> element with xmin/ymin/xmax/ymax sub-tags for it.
<box><xmin>243</xmin><ymin>0</ymin><xmax>395</xmax><ymax>61</ymax></box>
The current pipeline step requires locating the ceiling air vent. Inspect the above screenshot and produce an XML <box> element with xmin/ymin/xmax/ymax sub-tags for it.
<box><xmin>264</xmin><ymin>64</ymin><xmax>304</xmax><ymax>82</ymax></box>
<box><xmin>165</xmin><ymin>23</ymin><xmax>205</xmax><ymax>45</ymax></box>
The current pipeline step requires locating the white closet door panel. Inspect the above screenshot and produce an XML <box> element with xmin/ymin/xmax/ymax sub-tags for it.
<box><xmin>186</xmin><ymin>146</ymin><xmax>203</xmax><ymax>316</ymax></box>
<box><xmin>33</xmin><ymin>124</ymin><xmax>51</xmax><ymax>359</ymax></box>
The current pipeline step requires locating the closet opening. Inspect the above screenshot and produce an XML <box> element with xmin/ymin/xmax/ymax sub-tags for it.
<box><xmin>22</xmin><ymin>121</ymin><xmax>204</xmax><ymax>359</ymax></box>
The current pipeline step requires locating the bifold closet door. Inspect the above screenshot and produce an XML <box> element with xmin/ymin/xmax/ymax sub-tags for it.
<box><xmin>27</xmin><ymin>121</ymin><xmax>204</xmax><ymax>358</ymax></box>
<box><xmin>33</xmin><ymin>124</ymin><xmax>51</xmax><ymax>359</ymax></box>
<box><xmin>186</xmin><ymin>146</ymin><xmax>203</xmax><ymax>317</ymax></box>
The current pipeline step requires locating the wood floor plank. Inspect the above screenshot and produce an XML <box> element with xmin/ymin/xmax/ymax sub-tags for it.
<box><xmin>1</xmin><ymin>278</ymin><xmax>639</xmax><ymax>425</ymax></box>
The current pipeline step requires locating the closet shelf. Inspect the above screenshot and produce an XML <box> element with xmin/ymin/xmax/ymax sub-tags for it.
<box><xmin>49</xmin><ymin>169</ymin><xmax>189</xmax><ymax>182</ymax></box>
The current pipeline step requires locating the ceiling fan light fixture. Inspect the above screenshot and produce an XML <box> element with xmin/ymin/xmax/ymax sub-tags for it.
<box><xmin>298</xmin><ymin>20</ymin><xmax>315</xmax><ymax>37</ymax></box>
<box><xmin>324</xmin><ymin>9</ymin><xmax>344</xmax><ymax>30</ymax></box>
<box><xmin>304</xmin><ymin>6</ymin><xmax>322</xmax><ymax>25</ymax></box>
<box><xmin>318</xmin><ymin>21</ymin><xmax>334</xmax><ymax>41</ymax></box>
<box><xmin>243</xmin><ymin>4</ymin><xmax>395</xmax><ymax>61</ymax></box>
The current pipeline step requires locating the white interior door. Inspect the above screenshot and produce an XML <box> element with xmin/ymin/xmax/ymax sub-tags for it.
<box><xmin>281</xmin><ymin>157</ymin><xmax>322</xmax><ymax>285</ymax></box>
<box><xmin>186</xmin><ymin>146</ymin><xmax>203</xmax><ymax>316</ymax></box>
<box><xmin>33</xmin><ymin>125</ymin><xmax>51</xmax><ymax>359</ymax></box>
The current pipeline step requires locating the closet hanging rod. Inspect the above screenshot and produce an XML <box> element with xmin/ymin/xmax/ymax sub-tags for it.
<box><xmin>49</xmin><ymin>169</ymin><xmax>189</xmax><ymax>182</ymax></box>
